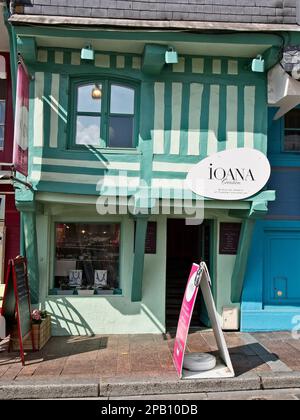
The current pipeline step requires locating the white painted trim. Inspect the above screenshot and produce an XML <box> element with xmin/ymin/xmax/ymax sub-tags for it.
<box><xmin>153</xmin><ymin>82</ymin><xmax>165</xmax><ymax>154</ymax></box>
<box><xmin>9</xmin><ymin>15</ymin><xmax>300</xmax><ymax>32</ymax></box>
<box><xmin>244</xmin><ymin>86</ymin><xmax>256</xmax><ymax>148</ymax></box>
<box><xmin>33</xmin><ymin>72</ymin><xmax>44</xmax><ymax>147</ymax></box>
<box><xmin>95</xmin><ymin>54</ymin><xmax>110</xmax><ymax>68</ymax></box>
<box><xmin>226</xmin><ymin>85</ymin><xmax>238</xmax><ymax>150</ymax></box>
<box><xmin>33</xmin><ymin>157</ymin><xmax>141</xmax><ymax>171</ymax></box>
<box><xmin>49</xmin><ymin>74</ymin><xmax>60</xmax><ymax>148</ymax></box>
<box><xmin>170</xmin><ymin>83</ymin><xmax>182</xmax><ymax>155</ymax></box>
<box><xmin>152</xmin><ymin>179</ymin><xmax>186</xmax><ymax>189</ymax></box>
<box><xmin>207</xmin><ymin>85</ymin><xmax>220</xmax><ymax>156</ymax></box>
<box><xmin>188</xmin><ymin>83</ymin><xmax>203</xmax><ymax>156</ymax></box>
<box><xmin>153</xmin><ymin>161</ymin><xmax>193</xmax><ymax>172</ymax></box>
<box><xmin>31</xmin><ymin>171</ymin><xmax>140</xmax><ymax>186</ymax></box>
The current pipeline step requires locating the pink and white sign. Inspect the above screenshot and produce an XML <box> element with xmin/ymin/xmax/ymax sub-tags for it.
<box><xmin>13</xmin><ymin>62</ymin><xmax>29</xmax><ymax>177</ymax></box>
<box><xmin>173</xmin><ymin>263</ymin><xmax>203</xmax><ymax>379</ymax></box>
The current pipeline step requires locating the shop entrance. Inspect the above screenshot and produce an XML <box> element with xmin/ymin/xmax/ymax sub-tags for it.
<box><xmin>166</xmin><ymin>219</ymin><xmax>211</xmax><ymax>331</ymax></box>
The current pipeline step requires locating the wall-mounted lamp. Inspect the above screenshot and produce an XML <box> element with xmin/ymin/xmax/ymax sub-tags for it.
<box><xmin>252</xmin><ymin>55</ymin><xmax>265</xmax><ymax>73</ymax></box>
<box><xmin>91</xmin><ymin>84</ymin><xmax>102</xmax><ymax>100</ymax></box>
<box><xmin>165</xmin><ymin>47</ymin><xmax>178</xmax><ymax>64</ymax></box>
<box><xmin>81</xmin><ymin>45</ymin><xmax>95</xmax><ymax>61</ymax></box>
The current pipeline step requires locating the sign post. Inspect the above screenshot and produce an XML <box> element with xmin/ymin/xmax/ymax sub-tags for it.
<box><xmin>173</xmin><ymin>262</ymin><xmax>235</xmax><ymax>380</ymax></box>
<box><xmin>1</xmin><ymin>257</ymin><xmax>35</xmax><ymax>365</ymax></box>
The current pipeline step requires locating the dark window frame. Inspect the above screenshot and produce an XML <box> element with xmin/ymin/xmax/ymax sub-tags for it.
<box><xmin>53</xmin><ymin>221</ymin><xmax>122</xmax><ymax>294</ymax></box>
<box><xmin>69</xmin><ymin>77</ymin><xmax>139</xmax><ymax>150</ymax></box>
<box><xmin>283</xmin><ymin>107</ymin><xmax>300</xmax><ymax>153</ymax></box>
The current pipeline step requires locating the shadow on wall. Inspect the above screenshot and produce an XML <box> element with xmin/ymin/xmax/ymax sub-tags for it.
<box><xmin>46</xmin><ymin>297</ymin><xmax>165</xmax><ymax>336</ymax></box>
<box><xmin>46</xmin><ymin>298</ymin><xmax>95</xmax><ymax>336</ymax></box>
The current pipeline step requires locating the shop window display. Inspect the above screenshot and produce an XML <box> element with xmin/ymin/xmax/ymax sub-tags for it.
<box><xmin>53</xmin><ymin>223</ymin><xmax>121</xmax><ymax>295</ymax></box>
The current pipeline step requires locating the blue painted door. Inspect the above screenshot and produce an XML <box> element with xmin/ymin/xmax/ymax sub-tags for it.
<box><xmin>264</xmin><ymin>231</ymin><xmax>300</xmax><ymax>307</ymax></box>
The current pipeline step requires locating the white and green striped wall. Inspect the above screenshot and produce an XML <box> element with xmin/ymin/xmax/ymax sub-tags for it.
<box><xmin>28</xmin><ymin>48</ymin><xmax>267</xmax><ymax>198</ymax></box>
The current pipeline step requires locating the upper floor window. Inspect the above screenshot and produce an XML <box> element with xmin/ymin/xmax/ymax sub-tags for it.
<box><xmin>73</xmin><ymin>80</ymin><xmax>136</xmax><ymax>149</ymax></box>
<box><xmin>284</xmin><ymin>108</ymin><xmax>300</xmax><ymax>152</ymax></box>
<box><xmin>0</xmin><ymin>55</ymin><xmax>7</xmax><ymax>151</ymax></box>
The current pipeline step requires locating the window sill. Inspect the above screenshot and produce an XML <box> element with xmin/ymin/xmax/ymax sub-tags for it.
<box><xmin>49</xmin><ymin>288</ymin><xmax>123</xmax><ymax>297</ymax></box>
<box><xmin>69</xmin><ymin>147</ymin><xmax>141</xmax><ymax>155</ymax></box>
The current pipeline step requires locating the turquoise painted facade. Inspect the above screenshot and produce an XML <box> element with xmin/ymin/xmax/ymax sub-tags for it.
<box><xmin>241</xmin><ymin>108</ymin><xmax>300</xmax><ymax>332</ymax></box>
<box><xmin>7</xmin><ymin>21</ymin><xmax>287</xmax><ymax>335</ymax></box>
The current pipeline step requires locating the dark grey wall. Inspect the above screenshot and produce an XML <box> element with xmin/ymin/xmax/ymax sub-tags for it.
<box><xmin>14</xmin><ymin>0</ymin><xmax>298</xmax><ymax>25</ymax></box>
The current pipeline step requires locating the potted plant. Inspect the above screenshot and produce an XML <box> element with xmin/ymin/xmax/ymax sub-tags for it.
<box><xmin>57</xmin><ymin>282</ymin><xmax>74</xmax><ymax>296</ymax></box>
<box><xmin>77</xmin><ymin>286</ymin><xmax>95</xmax><ymax>296</ymax></box>
<box><xmin>10</xmin><ymin>310</ymin><xmax>51</xmax><ymax>351</ymax></box>
<box><xmin>95</xmin><ymin>286</ymin><xmax>114</xmax><ymax>295</ymax></box>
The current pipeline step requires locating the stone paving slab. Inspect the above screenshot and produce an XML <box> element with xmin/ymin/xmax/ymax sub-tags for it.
<box><xmin>0</xmin><ymin>378</ymin><xmax>99</xmax><ymax>400</ymax></box>
<box><xmin>0</xmin><ymin>331</ymin><xmax>300</xmax><ymax>399</ymax></box>
<box><xmin>100</xmin><ymin>373</ymin><xmax>261</xmax><ymax>398</ymax></box>
<box><xmin>112</xmin><ymin>389</ymin><xmax>300</xmax><ymax>401</ymax></box>
<box><xmin>260</xmin><ymin>372</ymin><xmax>300</xmax><ymax>390</ymax></box>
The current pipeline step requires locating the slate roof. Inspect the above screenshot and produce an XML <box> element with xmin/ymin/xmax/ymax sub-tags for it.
<box><xmin>13</xmin><ymin>0</ymin><xmax>299</xmax><ymax>26</ymax></box>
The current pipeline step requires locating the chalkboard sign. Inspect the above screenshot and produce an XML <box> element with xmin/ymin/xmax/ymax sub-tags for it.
<box><xmin>1</xmin><ymin>257</ymin><xmax>34</xmax><ymax>365</ymax></box>
<box><xmin>219</xmin><ymin>223</ymin><xmax>242</xmax><ymax>255</ymax></box>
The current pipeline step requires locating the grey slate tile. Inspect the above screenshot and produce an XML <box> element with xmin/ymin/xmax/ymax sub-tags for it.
<box><xmin>14</xmin><ymin>0</ymin><xmax>299</xmax><ymax>25</ymax></box>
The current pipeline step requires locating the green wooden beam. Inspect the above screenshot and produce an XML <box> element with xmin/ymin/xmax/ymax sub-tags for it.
<box><xmin>142</xmin><ymin>44</ymin><xmax>167</xmax><ymax>75</ymax></box>
<box><xmin>263</xmin><ymin>46</ymin><xmax>283</xmax><ymax>71</ymax></box>
<box><xmin>17</xmin><ymin>36</ymin><xmax>37</xmax><ymax>63</ymax></box>
<box><xmin>231</xmin><ymin>218</ymin><xmax>256</xmax><ymax>304</ymax></box>
<box><xmin>131</xmin><ymin>215</ymin><xmax>149</xmax><ymax>302</ymax></box>
<box><xmin>15</xmin><ymin>189</ymin><xmax>40</xmax><ymax>304</ymax></box>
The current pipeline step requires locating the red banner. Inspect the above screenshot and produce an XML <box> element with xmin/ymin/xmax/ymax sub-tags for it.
<box><xmin>13</xmin><ymin>61</ymin><xmax>29</xmax><ymax>177</ymax></box>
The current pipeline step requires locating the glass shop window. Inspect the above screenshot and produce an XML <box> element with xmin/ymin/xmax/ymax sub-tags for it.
<box><xmin>54</xmin><ymin>223</ymin><xmax>121</xmax><ymax>296</ymax></box>
<box><xmin>284</xmin><ymin>108</ymin><xmax>300</xmax><ymax>152</ymax></box>
<box><xmin>74</xmin><ymin>80</ymin><xmax>136</xmax><ymax>148</ymax></box>
<box><xmin>0</xmin><ymin>79</ymin><xmax>7</xmax><ymax>151</ymax></box>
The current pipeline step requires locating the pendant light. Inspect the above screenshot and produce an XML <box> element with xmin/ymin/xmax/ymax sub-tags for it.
<box><xmin>92</xmin><ymin>84</ymin><xmax>102</xmax><ymax>100</ymax></box>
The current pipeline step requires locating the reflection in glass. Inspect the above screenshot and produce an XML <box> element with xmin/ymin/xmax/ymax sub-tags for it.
<box><xmin>109</xmin><ymin>116</ymin><xmax>133</xmax><ymax>148</ymax></box>
<box><xmin>110</xmin><ymin>85</ymin><xmax>134</xmax><ymax>115</ymax></box>
<box><xmin>0</xmin><ymin>126</ymin><xmax>4</xmax><ymax>149</ymax></box>
<box><xmin>285</xmin><ymin>108</ymin><xmax>300</xmax><ymax>152</ymax></box>
<box><xmin>284</xmin><ymin>131</ymin><xmax>300</xmax><ymax>152</ymax></box>
<box><xmin>0</xmin><ymin>100</ymin><xmax>5</xmax><ymax>150</ymax></box>
<box><xmin>77</xmin><ymin>83</ymin><xmax>102</xmax><ymax>113</ymax></box>
<box><xmin>0</xmin><ymin>101</ymin><xmax>5</xmax><ymax>122</ymax></box>
<box><xmin>76</xmin><ymin>115</ymin><xmax>101</xmax><ymax>145</ymax></box>
<box><xmin>54</xmin><ymin>223</ymin><xmax>120</xmax><ymax>293</ymax></box>
<box><xmin>285</xmin><ymin>108</ymin><xmax>300</xmax><ymax>129</ymax></box>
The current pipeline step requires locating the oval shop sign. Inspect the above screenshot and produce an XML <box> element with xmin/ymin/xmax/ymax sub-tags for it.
<box><xmin>185</xmin><ymin>148</ymin><xmax>271</xmax><ymax>201</ymax></box>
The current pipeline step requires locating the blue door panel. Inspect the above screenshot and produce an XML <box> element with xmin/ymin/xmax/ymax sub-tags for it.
<box><xmin>264</xmin><ymin>232</ymin><xmax>300</xmax><ymax>306</ymax></box>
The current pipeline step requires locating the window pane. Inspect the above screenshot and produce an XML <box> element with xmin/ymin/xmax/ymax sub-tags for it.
<box><xmin>285</xmin><ymin>108</ymin><xmax>300</xmax><ymax>129</ymax></box>
<box><xmin>109</xmin><ymin>116</ymin><xmax>134</xmax><ymax>148</ymax></box>
<box><xmin>284</xmin><ymin>130</ymin><xmax>300</xmax><ymax>152</ymax></box>
<box><xmin>54</xmin><ymin>223</ymin><xmax>120</xmax><ymax>293</ymax></box>
<box><xmin>0</xmin><ymin>100</ymin><xmax>5</xmax><ymax>124</ymax></box>
<box><xmin>110</xmin><ymin>85</ymin><xmax>134</xmax><ymax>115</ymax></box>
<box><xmin>76</xmin><ymin>115</ymin><xmax>101</xmax><ymax>146</ymax></box>
<box><xmin>0</xmin><ymin>80</ymin><xmax>6</xmax><ymax>101</ymax></box>
<box><xmin>77</xmin><ymin>83</ymin><xmax>102</xmax><ymax>113</ymax></box>
<box><xmin>0</xmin><ymin>125</ymin><xmax>4</xmax><ymax>149</ymax></box>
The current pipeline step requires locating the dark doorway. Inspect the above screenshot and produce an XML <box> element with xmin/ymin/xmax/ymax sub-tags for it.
<box><xmin>166</xmin><ymin>219</ymin><xmax>211</xmax><ymax>331</ymax></box>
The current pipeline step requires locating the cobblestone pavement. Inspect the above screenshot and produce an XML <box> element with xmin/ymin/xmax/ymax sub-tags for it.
<box><xmin>0</xmin><ymin>330</ymin><xmax>299</xmax><ymax>382</ymax></box>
